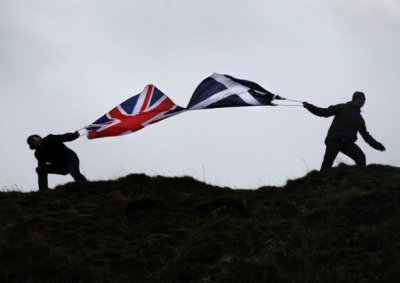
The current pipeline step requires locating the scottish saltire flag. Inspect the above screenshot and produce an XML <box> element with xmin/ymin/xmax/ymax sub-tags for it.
<box><xmin>86</xmin><ymin>85</ymin><xmax>184</xmax><ymax>139</ymax></box>
<box><xmin>187</xmin><ymin>73</ymin><xmax>281</xmax><ymax>110</ymax></box>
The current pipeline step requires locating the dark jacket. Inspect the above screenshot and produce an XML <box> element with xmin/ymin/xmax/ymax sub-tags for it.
<box><xmin>305</xmin><ymin>102</ymin><xmax>382</xmax><ymax>149</ymax></box>
<box><xmin>35</xmin><ymin>133</ymin><xmax>79</xmax><ymax>166</ymax></box>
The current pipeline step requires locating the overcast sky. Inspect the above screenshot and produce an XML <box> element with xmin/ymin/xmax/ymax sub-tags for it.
<box><xmin>1</xmin><ymin>0</ymin><xmax>399</xmax><ymax>191</ymax></box>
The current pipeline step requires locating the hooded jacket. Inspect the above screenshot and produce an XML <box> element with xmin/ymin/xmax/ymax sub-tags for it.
<box><xmin>34</xmin><ymin>133</ymin><xmax>79</xmax><ymax>166</ymax></box>
<box><xmin>305</xmin><ymin>102</ymin><xmax>382</xmax><ymax>149</ymax></box>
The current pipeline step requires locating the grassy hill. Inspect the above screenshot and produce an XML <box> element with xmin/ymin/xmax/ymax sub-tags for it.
<box><xmin>1</xmin><ymin>164</ymin><xmax>400</xmax><ymax>283</ymax></box>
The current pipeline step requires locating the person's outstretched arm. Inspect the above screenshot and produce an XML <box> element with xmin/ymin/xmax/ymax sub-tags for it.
<box><xmin>51</xmin><ymin>131</ymin><xmax>80</xmax><ymax>143</ymax></box>
<box><xmin>303</xmin><ymin>102</ymin><xmax>337</xmax><ymax>117</ymax></box>
<box><xmin>359</xmin><ymin>117</ymin><xmax>386</xmax><ymax>151</ymax></box>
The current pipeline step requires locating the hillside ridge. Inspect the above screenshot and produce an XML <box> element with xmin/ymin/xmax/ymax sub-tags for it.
<box><xmin>0</xmin><ymin>164</ymin><xmax>399</xmax><ymax>283</ymax></box>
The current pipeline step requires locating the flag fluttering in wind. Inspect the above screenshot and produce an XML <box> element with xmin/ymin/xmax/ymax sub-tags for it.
<box><xmin>85</xmin><ymin>73</ymin><xmax>283</xmax><ymax>139</ymax></box>
<box><xmin>187</xmin><ymin>73</ymin><xmax>281</xmax><ymax>110</ymax></box>
<box><xmin>86</xmin><ymin>85</ymin><xmax>184</xmax><ymax>139</ymax></box>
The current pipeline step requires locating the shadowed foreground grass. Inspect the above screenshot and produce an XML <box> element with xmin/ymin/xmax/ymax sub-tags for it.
<box><xmin>0</xmin><ymin>164</ymin><xmax>399</xmax><ymax>283</ymax></box>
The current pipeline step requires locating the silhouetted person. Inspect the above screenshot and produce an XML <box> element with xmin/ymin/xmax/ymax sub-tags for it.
<box><xmin>303</xmin><ymin>91</ymin><xmax>385</xmax><ymax>170</ymax></box>
<box><xmin>27</xmin><ymin>131</ymin><xmax>87</xmax><ymax>191</ymax></box>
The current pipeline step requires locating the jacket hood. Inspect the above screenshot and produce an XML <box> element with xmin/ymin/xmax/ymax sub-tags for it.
<box><xmin>346</xmin><ymin>101</ymin><xmax>361</xmax><ymax>112</ymax></box>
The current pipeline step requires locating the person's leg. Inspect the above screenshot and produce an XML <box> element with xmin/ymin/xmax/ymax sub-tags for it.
<box><xmin>36</xmin><ymin>165</ymin><xmax>49</xmax><ymax>191</ymax></box>
<box><xmin>321</xmin><ymin>142</ymin><xmax>340</xmax><ymax>171</ymax></box>
<box><xmin>341</xmin><ymin>143</ymin><xmax>366</xmax><ymax>166</ymax></box>
<box><xmin>67</xmin><ymin>160</ymin><xmax>87</xmax><ymax>181</ymax></box>
<box><xmin>36</xmin><ymin>164</ymin><xmax>67</xmax><ymax>191</ymax></box>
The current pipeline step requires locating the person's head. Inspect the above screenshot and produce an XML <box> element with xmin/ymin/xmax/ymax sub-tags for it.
<box><xmin>27</xmin><ymin>135</ymin><xmax>43</xmax><ymax>150</ymax></box>
<box><xmin>352</xmin><ymin>91</ymin><xmax>366</xmax><ymax>108</ymax></box>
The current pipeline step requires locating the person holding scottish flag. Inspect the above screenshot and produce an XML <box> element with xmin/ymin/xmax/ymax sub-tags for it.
<box><xmin>303</xmin><ymin>91</ymin><xmax>385</xmax><ymax>170</ymax></box>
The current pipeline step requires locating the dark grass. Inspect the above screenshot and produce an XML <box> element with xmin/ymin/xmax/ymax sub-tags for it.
<box><xmin>1</xmin><ymin>164</ymin><xmax>399</xmax><ymax>282</ymax></box>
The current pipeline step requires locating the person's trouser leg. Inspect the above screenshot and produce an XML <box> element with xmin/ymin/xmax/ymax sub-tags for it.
<box><xmin>341</xmin><ymin>143</ymin><xmax>366</xmax><ymax>166</ymax></box>
<box><xmin>37</xmin><ymin>164</ymin><xmax>67</xmax><ymax>191</ymax></box>
<box><xmin>37</xmin><ymin>161</ymin><xmax>86</xmax><ymax>191</ymax></box>
<box><xmin>37</xmin><ymin>167</ymin><xmax>49</xmax><ymax>191</ymax></box>
<box><xmin>67</xmin><ymin>160</ymin><xmax>87</xmax><ymax>181</ymax></box>
<box><xmin>321</xmin><ymin>142</ymin><xmax>340</xmax><ymax>171</ymax></box>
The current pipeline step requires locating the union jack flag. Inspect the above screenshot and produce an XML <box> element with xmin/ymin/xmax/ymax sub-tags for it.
<box><xmin>86</xmin><ymin>85</ymin><xmax>185</xmax><ymax>139</ymax></box>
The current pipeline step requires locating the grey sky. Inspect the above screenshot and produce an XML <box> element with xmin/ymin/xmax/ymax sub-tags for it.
<box><xmin>1</xmin><ymin>0</ymin><xmax>399</xmax><ymax>191</ymax></box>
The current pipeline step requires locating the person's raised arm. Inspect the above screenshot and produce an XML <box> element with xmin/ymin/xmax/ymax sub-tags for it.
<box><xmin>52</xmin><ymin>131</ymin><xmax>80</xmax><ymax>143</ymax></box>
<box><xmin>303</xmin><ymin>102</ymin><xmax>337</xmax><ymax>117</ymax></box>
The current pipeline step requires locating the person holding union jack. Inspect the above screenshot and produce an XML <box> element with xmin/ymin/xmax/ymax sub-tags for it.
<box><xmin>27</xmin><ymin>131</ymin><xmax>87</xmax><ymax>191</ymax></box>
